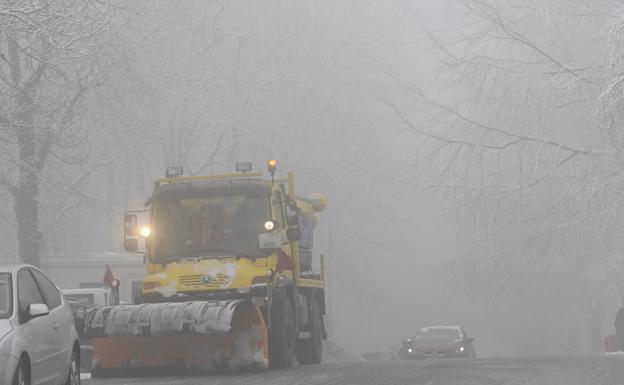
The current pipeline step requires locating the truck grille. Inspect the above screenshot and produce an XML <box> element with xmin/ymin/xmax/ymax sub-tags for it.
<box><xmin>178</xmin><ymin>275</ymin><xmax>202</xmax><ymax>286</ymax></box>
<box><xmin>178</xmin><ymin>274</ymin><xmax>231</xmax><ymax>289</ymax></box>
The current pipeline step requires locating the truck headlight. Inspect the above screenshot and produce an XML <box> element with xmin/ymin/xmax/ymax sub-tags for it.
<box><xmin>139</xmin><ymin>226</ymin><xmax>151</xmax><ymax>238</ymax></box>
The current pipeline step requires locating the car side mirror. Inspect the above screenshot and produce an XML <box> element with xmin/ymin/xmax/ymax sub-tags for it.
<box><xmin>27</xmin><ymin>303</ymin><xmax>49</xmax><ymax>319</ymax></box>
<box><xmin>466</xmin><ymin>337</ymin><xmax>474</xmax><ymax>344</ymax></box>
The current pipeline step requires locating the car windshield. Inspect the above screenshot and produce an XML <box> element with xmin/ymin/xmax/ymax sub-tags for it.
<box><xmin>416</xmin><ymin>328</ymin><xmax>461</xmax><ymax>341</ymax></box>
<box><xmin>151</xmin><ymin>186</ymin><xmax>271</xmax><ymax>263</ymax></box>
<box><xmin>0</xmin><ymin>273</ymin><xmax>12</xmax><ymax>319</ymax></box>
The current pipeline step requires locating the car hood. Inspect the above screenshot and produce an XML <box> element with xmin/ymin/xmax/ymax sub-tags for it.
<box><xmin>0</xmin><ymin>319</ymin><xmax>13</xmax><ymax>341</ymax></box>
<box><xmin>410</xmin><ymin>339</ymin><xmax>461</xmax><ymax>352</ymax></box>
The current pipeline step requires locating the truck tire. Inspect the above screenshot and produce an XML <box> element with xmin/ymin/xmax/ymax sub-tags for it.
<box><xmin>296</xmin><ymin>300</ymin><xmax>322</xmax><ymax>364</ymax></box>
<box><xmin>269</xmin><ymin>299</ymin><xmax>296</xmax><ymax>369</ymax></box>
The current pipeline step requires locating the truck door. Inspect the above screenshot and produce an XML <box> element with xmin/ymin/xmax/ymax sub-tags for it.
<box><xmin>272</xmin><ymin>189</ymin><xmax>286</xmax><ymax>230</ymax></box>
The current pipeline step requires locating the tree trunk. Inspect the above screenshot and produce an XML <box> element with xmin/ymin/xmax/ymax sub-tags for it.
<box><xmin>9</xmin><ymin>31</ymin><xmax>43</xmax><ymax>266</ymax></box>
<box><xmin>14</xmin><ymin>183</ymin><xmax>41</xmax><ymax>266</ymax></box>
<box><xmin>106</xmin><ymin>167</ymin><xmax>116</xmax><ymax>251</ymax></box>
<box><xmin>14</xmin><ymin>95</ymin><xmax>41</xmax><ymax>266</ymax></box>
<box><xmin>14</xmin><ymin>106</ymin><xmax>42</xmax><ymax>266</ymax></box>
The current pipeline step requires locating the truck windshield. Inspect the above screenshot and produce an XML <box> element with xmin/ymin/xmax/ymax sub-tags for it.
<box><xmin>0</xmin><ymin>273</ymin><xmax>12</xmax><ymax>319</ymax></box>
<box><xmin>151</xmin><ymin>189</ymin><xmax>271</xmax><ymax>263</ymax></box>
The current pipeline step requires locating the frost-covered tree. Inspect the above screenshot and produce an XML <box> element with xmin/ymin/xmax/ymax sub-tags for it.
<box><xmin>0</xmin><ymin>0</ymin><xmax>125</xmax><ymax>265</ymax></box>
<box><xmin>385</xmin><ymin>0</ymin><xmax>624</xmax><ymax>353</ymax></box>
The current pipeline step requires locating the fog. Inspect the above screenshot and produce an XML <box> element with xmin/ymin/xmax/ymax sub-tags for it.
<box><xmin>2</xmin><ymin>0</ymin><xmax>624</xmax><ymax>366</ymax></box>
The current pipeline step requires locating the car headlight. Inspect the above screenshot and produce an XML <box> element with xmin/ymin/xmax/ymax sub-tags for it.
<box><xmin>408</xmin><ymin>348</ymin><xmax>413</xmax><ymax>353</ymax></box>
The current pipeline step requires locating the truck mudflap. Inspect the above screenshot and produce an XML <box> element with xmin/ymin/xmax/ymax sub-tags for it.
<box><xmin>83</xmin><ymin>300</ymin><xmax>268</xmax><ymax>374</ymax></box>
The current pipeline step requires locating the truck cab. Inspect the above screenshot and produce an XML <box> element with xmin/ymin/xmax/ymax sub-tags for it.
<box><xmin>122</xmin><ymin>161</ymin><xmax>327</xmax><ymax>368</ymax></box>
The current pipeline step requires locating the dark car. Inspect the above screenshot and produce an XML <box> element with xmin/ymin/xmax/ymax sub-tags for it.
<box><xmin>398</xmin><ymin>325</ymin><xmax>476</xmax><ymax>359</ymax></box>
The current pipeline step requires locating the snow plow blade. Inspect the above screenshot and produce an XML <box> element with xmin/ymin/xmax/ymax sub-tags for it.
<box><xmin>82</xmin><ymin>300</ymin><xmax>268</xmax><ymax>375</ymax></box>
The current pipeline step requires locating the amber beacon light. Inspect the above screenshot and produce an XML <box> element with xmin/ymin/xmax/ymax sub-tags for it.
<box><xmin>268</xmin><ymin>159</ymin><xmax>277</xmax><ymax>175</ymax></box>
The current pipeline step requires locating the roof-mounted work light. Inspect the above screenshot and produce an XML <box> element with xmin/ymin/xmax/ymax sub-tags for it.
<box><xmin>235</xmin><ymin>162</ymin><xmax>253</xmax><ymax>173</ymax></box>
<box><xmin>166</xmin><ymin>166</ymin><xmax>183</xmax><ymax>178</ymax></box>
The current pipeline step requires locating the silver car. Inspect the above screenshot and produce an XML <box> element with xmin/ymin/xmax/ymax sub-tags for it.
<box><xmin>0</xmin><ymin>264</ymin><xmax>80</xmax><ymax>385</ymax></box>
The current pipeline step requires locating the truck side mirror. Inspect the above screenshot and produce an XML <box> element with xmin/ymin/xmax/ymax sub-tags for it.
<box><xmin>285</xmin><ymin>201</ymin><xmax>299</xmax><ymax>226</ymax></box>
<box><xmin>124</xmin><ymin>238</ymin><xmax>139</xmax><ymax>252</ymax></box>
<box><xmin>287</xmin><ymin>228</ymin><xmax>300</xmax><ymax>241</ymax></box>
<box><xmin>124</xmin><ymin>213</ymin><xmax>138</xmax><ymax>237</ymax></box>
<box><xmin>124</xmin><ymin>213</ymin><xmax>140</xmax><ymax>252</ymax></box>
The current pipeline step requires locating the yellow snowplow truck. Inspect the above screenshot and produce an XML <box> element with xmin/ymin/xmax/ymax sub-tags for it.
<box><xmin>84</xmin><ymin>161</ymin><xmax>327</xmax><ymax>375</ymax></box>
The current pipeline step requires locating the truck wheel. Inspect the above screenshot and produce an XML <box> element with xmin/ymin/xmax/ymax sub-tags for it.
<box><xmin>296</xmin><ymin>300</ymin><xmax>322</xmax><ymax>364</ymax></box>
<box><xmin>269</xmin><ymin>299</ymin><xmax>296</xmax><ymax>369</ymax></box>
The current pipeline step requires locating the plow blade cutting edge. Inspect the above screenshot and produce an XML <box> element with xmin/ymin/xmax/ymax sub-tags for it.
<box><xmin>82</xmin><ymin>300</ymin><xmax>268</xmax><ymax>374</ymax></box>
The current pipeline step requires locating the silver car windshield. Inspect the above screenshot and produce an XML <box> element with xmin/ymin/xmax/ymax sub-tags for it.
<box><xmin>0</xmin><ymin>273</ymin><xmax>12</xmax><ymax>319</ymax></box>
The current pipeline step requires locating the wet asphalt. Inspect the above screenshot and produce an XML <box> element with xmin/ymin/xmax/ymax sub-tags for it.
<box><xmin>87</xmin><ymin>355</ymin><xmax>624</xmax><ymax>385</ymax></box>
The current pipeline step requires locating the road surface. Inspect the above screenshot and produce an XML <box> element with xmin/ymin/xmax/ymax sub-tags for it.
<box><xmin>88</xmin><ymin>356</ymin><xmax>624</xmax><ymax>385</ymax></box>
